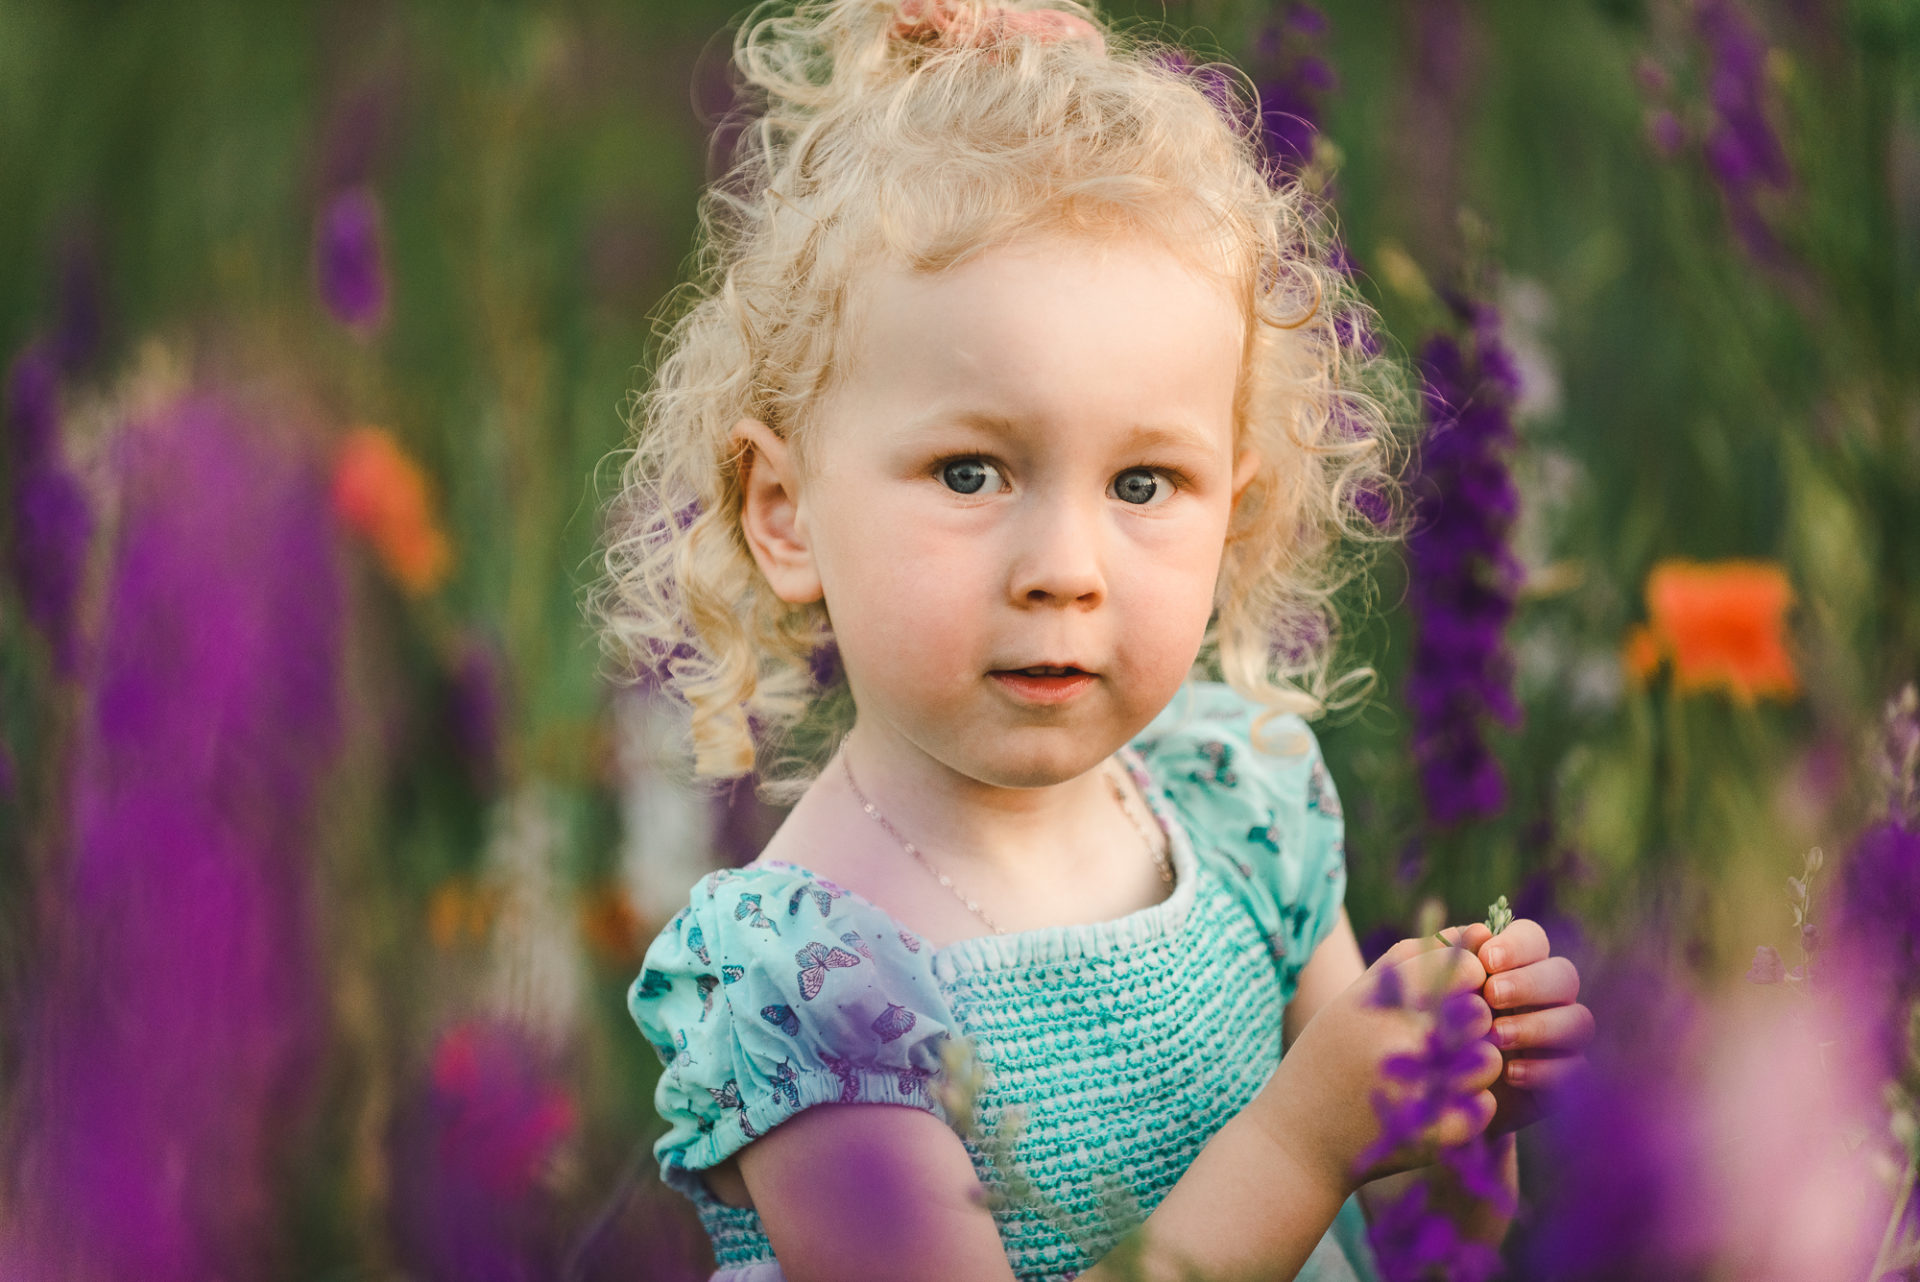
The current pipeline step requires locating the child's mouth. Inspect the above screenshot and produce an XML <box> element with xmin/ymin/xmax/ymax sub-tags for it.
<box><xmin>989</xmin><ymin>666</ymin><xmax>1097</xmax><ymax>704</ymax></box>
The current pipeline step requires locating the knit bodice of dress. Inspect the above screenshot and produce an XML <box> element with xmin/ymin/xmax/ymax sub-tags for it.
<box><xmin>628</xmin><ymin>681</ymin><xmax>1381</xmax><ymax>1282</ymax></box>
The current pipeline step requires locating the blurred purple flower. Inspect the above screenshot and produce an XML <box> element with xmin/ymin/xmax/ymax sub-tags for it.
<box><xmin>1833</xmin><ymin>821</ymin><xmax>1920</xmax><ymax>1077</ymax></box>
<box><xmin>319</xmin><ymin>83</ymin><xmax>396</xmax><ymax>193</ymax></box>
<box><xmin>1696</xmin><ymin>0</ymin><xmax>1793</xmax><ymax>261</ymax></box>
<box><xmin>1515</xmin><ymin>954</ymin><xmax>1717</xmax><ymax>1281</ymax></box>
<box><xmin>1250</xmin><ymin>4</ymin><xmax>1338</xmax><ymax>178</ymax></box>
<box><xmin>1827</xmin><ymin>686</ymin><xmax>1920</xmax><ymax>1078</ymax></box>
<box><xmin>6</xmin><ymin>339</ymin><xmax>58</xmax><ymax>467</ymax></box>
<box><xmin>713</xmin><ymin>773</ymin><xmax>784</xmax><ymax>868</ymax></box>
<box><xmin>1648</xmin><ymin>108</ymin><xmax>1686</xmax><ymax>158</ymax></box>
<box><xmin>810</xmin><ymin>636</ymin><xmax>843</xmax><ymax>688</ymax></box>
<box><xmin>1635</xmin><ymin>56</ymin><xmax>1673</xmax><ymax>97</ymax></box>
<box><xmin>1368</xmin><ymin>1182</ymin><xmax>1503</xmax><ymax>1282</ymax></box>
<box><xmin>314</xmin><ymin>186</ymin><xmax>389</xmax><ymax>332</ymax></box>
<box><xmin>449</xmin><ymin>633</ymin><xmax>506</xmax><ymax>794</ymax></box>
<box><xmin>1150</xmin><ymin>47</ymin><xmax>1242</xmax><ymax>133</ymax></box>
<box><xmin>11</xmin><ymin>465</ymin><xmax>93</xmax><ymax>676</ymax></box>
<box><xmin>6</xmin><ymin>341</ymin><xmax>95</xmax><ymax>676</ymax></box>
<box><xmin>1404</xmin><ymin>300</ymin><xmax>1524</xmax><ymax>828</ymax></box>
<box><xmin>1351</xmin><ymin>482</ymin><xmax>1391</xmax><ymax>527</ymax></box>
<box><xmin>390</xmin><ymin>1018</ymin><xmax>576</xmax><ymax>1282</ymax></box>
<box><xmin>4</xmin><ymin>392</ymin><xmax>341</xmax><ymax>1281</ymax></box>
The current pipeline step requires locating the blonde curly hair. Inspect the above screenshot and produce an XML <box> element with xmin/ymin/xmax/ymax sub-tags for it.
<box><xmin>588</xmin><ymin>0</ymin><xmax>1408</xmax><ymax>799</ymax></box>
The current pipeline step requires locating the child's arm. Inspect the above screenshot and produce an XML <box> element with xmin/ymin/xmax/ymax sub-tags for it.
<box><xmin>737</xmin><ymin>915</ymin><xmax>1501</xmax><ymax>1282</ymax></box>
<box><xmin>738</xmin><ymin>1099</ymin><xmax>1021</xmax><ymax>1282</ymax></box>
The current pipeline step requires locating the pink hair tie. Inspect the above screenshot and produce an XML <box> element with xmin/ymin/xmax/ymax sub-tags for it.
<box><xmin>890</xmin><ymin>1</ymin><xmax>1106</xmax><ymax>55</ymax></box>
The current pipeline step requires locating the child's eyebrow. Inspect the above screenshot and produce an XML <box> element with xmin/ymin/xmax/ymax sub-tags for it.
<box><xmin>902</xmin><ymin>408</ymin><xmax>1220</xmax><ymax>459</ymax></box>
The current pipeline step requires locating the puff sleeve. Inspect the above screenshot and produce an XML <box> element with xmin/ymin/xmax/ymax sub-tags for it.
<box><xmin>1132</xmin><ymin>681</ymin><xmax>1349</xmax><ymax>1003</ymax></box>
<box><xmin>627</xmin><ymin>864</ymin><xmax>959</xmax><ymax>1192</ymax></box>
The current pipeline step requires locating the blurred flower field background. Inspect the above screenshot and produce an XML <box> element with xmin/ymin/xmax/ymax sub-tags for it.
<box><xmin>2</xmin><ymin>0</ymin><xmax>1917</xmax><ymax>1278</ymax></box>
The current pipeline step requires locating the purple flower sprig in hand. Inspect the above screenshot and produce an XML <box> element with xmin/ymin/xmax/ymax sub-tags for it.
<box><xmin>1361</xmin><ymin>930</ymin><xmax>1513</xmax><ymax>1282</ymax></box>
<box><xmin>1366</xmin><ymin>915</ymin><xmax>1594</xmax><ymax>1282</ymax></box>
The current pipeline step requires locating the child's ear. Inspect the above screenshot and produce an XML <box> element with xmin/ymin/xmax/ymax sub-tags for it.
<box><xmin>732</xmin><ymin>418</ymin><xmax>824</xmax><ymax>605</ymax></box>
<box><xmin>1229</xmin><ymin>447</ymin><xmax>1261</xmax><ymax>507</ymax></box>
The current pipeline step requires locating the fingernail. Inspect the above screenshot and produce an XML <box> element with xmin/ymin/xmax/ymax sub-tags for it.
<box><xmin>1507</xmin><ymin>1059</ymin><xmax>1527</xmax><ymax>1085</ymax></box>
<box><xmin>1488</xmin><ymin>979</ymin><xmax>1510</xmax><ymax>1005</ymax></box>
<box><xmin>1484</xmin><ymin>947</ymin><xmax>1505</xmax><ymax>970</ymax></box>
<box><xmin>1492</xmin><ymin>1020</ymin><xmax>1514</xmax><ymax>1048</ymax></box>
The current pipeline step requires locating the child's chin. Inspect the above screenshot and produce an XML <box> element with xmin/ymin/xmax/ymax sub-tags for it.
<box><xmin>950</xmin><ymin>725</ymin><xmax>1126</xmax><ymax>790</ymax></box>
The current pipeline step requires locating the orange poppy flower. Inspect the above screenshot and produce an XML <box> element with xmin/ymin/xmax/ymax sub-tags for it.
<box><xmin>428</xmin><ymin>876</ymin><xmax>500</xmax><ymax>950</ymax></box>
<box><xmin>332</xmin><ymin>426</ymin><xmax>452</xmax><ymax>595</ymax></box>
<box><xmin>1623</xmin><ymin>559</ymin><xmax>1799</xmax><ymax>701</ymax></box>
<box><xmin>578</xmin><ymin>880</ymin><xmax>643</xmax><ymax>968</ymax></box>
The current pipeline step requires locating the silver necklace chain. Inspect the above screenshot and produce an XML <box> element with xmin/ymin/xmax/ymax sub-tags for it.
<box><xmin>839</xmin><ymin>737</ymin><xmax>1174</xmax><ymax>937</ymax></box>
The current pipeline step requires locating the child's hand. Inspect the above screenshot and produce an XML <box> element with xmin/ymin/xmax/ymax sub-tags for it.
<box><xmin>1475</xmin><ymin>918</ymin><xmax>1593</xmax><ymax>1136</ymax></box>
<box><xmin>1260</xmin><ymin>927</ymin><xmax>1505</xmax><ymax>1196</ymax></box>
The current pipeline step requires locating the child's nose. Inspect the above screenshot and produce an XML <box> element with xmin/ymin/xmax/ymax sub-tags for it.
<box><xmin>1006</xmin><ymin>496</ymin><xmax>1106</xmax><ymax>608</ymax></box>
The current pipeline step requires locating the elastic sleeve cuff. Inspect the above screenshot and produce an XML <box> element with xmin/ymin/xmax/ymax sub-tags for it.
<box><xmin>664</xmin><ymin>1067</ymin><xmax>954</xmax><ymax>1176</ymax></box>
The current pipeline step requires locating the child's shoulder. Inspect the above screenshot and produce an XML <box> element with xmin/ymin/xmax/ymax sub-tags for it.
<box><xmin>1133</xmin><ymin>681</ymin><xmax>1347</xmax><ymax>999</ymax></box>
<box><xmin>628</xmin><ymin>856</ymin><xmax>959</xmax><ymax>1179</ymax></box>
<box><xmin>631</xmin><ymin>857</ymin><xmax>940</xmax><ymax>1027</ymax></box>
<box><xmin>1134</xmin><ymin>680</ymin><xmax>1329</xmax><ymax>794</ymax></box>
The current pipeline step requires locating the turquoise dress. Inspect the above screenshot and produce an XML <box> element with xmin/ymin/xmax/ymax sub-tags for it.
<box><xmin>629</xmin><ymin>681</ymin><xmax>1383</xmax><ymax>1282</ymax></box>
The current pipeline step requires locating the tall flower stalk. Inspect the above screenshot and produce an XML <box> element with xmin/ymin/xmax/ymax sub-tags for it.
<box><xmin>1405</xmin><ymin>297</ymin><xmax>1524</xmax><ymax>829</ymax></box>
<box><xmin>3</xmin><ymin>392</ymin><xmax>343</xmax><ymax>1281</ymax></box>
<box><xmin>4</xmin><ymin>341</ymin><xmax>95</xmax><ymax>677</ymax></box>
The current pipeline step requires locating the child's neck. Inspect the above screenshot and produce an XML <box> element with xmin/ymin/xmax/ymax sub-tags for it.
<box><xmin>756</xmin><ymin>720</ymin><xmax>1172</xmax><ymax>943</ymax></box>
<box><xmin>837</xmin><ymin>721</ymin><xmax>1126</xmax><ymax>880</ymax></box>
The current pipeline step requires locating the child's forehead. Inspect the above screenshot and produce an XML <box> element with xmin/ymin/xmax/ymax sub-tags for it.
<box><xmin>832</xmin><ymin>226</ymin><xmax>1248</xmax><ymax>369</ymax></box>
<box><xmin>801</xmin><ymin>227</ymin><xmax>1250</xmax><ymax>456</ymax></box>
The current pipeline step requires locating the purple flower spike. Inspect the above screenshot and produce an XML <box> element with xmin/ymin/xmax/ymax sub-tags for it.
<box><xmin>1361</xmin><ymin>966</ymin><xmax>1513</xmax><ymax>1282</ymax></box>
<box><xmin>7</xmin><ymin>392</ymin><xmax>341</xmax><ymax>1281</ymax></box>
<box><xmin>390</xmin><ymin>1019</ymin><xmax>577</xmax><ymax>1282</ymax></box>
<box><xmin>1369</xmin><ymin>1182</ymin><xmax>1504</xmax><ymax>1282</ymax></box>
<box><xmin>1249</xmin><ymin>5</ymin><xmax>1339</xmax><ymax>180</ymax></box>
<box><xmin>1694</xmin><ymin>0</ymin><xmax>1794</xmax><ymax>262</ymax></box>
<box><xmin>6</xmin><ymin>340</ymin><xmax>59</xmax><ymax>468</ymax></box>
<box><xmin>809</xmin><ymin>637</ymin><xmax>843</xmax><ymax>688</ymax></box>
<box><xmin>1404</xmin><ymin>305</ymin><xmax>1524</xmax><ymax>829</ymax></box>
<box><xmin>1648</xmin><ymin>108</ymin><xmax>1687</xmax><ymax>158</ymax></box>
<box><xmin>5</xmin><ymin>341</ymin><xmax>95</xmax><ymax>676</ymax></box>
<box><xmin>12</xmin><ymin>463</ymin><xmax>94</xmax><ymax>676</ymax></box>
<box><xmin>1516</xmin><ymin>955</ymin><xmax>1718</xmax><ymax>1280</ymax></box>
<box><xmin>314</xmin><ymin>187</ymin><xmax>389</xmax><ymax>333</ymax></box>
<box><xmin>448</xmin><ymin>634</ymin><xmax>505</xmax><ymax>794</ymax></box>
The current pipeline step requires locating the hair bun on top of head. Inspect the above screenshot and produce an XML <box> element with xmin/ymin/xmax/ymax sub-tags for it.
<box><xmin>888</xmin><ymin>0</ymin><xmax>1105</xmax><ymax>55</ymax></box>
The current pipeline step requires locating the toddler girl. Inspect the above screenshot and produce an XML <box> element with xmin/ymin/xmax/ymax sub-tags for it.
<box><xmin>593</xmin><ymin>2</ymin><xmax>1593</xmax><ymax>1279</ymax></box>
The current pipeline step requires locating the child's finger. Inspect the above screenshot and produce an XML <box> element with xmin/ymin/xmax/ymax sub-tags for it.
<box><xmin>1503</xmin><ymin>1052</ymin><xmax>1588</xmax><ymax>1092</ymax></box>
<box><xmin>1371</xmin><ymin>924</ymin><xmax>1486</xmax><ymax>972</ymax></box>
<box><xmin>1370</xmin><ymin>936</ymin><xmax>1441</xmax><ymax>970</ymax></box>
<box><xmin>1397</xmin><ymin>941</ymin><xmax>1488</xmax><ymax>995</ymax></box>
<box><xmin>1489</xmin><ymin>1002</ymin><xmax>1595</xmax><ymax>1054</ymax></box>
<box><xmin>1434</xmin><ymin>1087</ymin><xmax>1498</xmax><ymax>1149</ymax></box>
<box><xmin>1441</xmin><ymin>922</ymin><xmax>1494</xmax><ymax>954</ymax></box>
<box><xmin>1478</xmin><ymin>918</ymin><xmax>1550</xmax><ymax>973</ymax></box>
<box><xmin>1483</xmin><ymin>956</ymin><xmax>1580</xmax><ymax>1011</ymax></box>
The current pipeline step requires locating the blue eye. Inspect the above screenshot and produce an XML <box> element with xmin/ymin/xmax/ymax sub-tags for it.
<box><xmin>940</xmin><ymin>458</ymin><xmax>1001</xmax><ymax>495</ymax></box>
<box><xmin>1113</xmin><ymin>468</ymin><xmax>1171</xmax><ymax>507</ymax></box>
